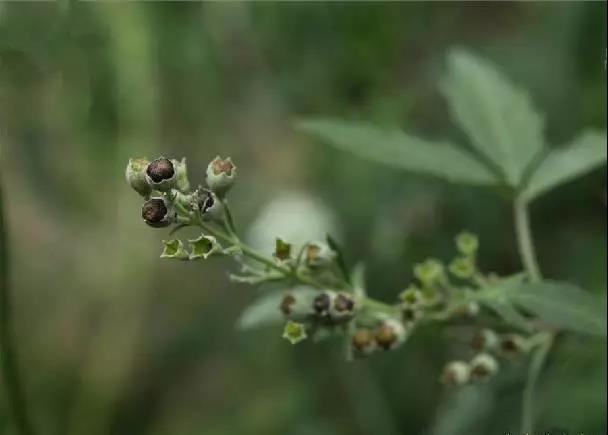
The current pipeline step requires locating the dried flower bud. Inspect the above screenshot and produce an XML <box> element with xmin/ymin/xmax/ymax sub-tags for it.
<box><xmin>125</xmin><ymin>158</ymin><xmax>152</xmax><ymax>197</ymax></box>
<box><xmin>470</xmin><ymin>329</ymin><xmax>499</xmax><ymax>352</ymax></box>
<box><xmin>188</xmin><ymin>234</ymin><xmax>221</xmax><ymax>260</ymax></box>
<box><xmin>330</xmin><ymin>292</ymin><xmax>356</xmax><ymax>323</ymax></box>
<box><xmin>160</xmin><ymin>239</ymin><xmax>189</xmax><ymax>260</ymax></box>
<box><xmin>197</xmin><ymin>189</ymin><xmax>224</xmax><ymax>222</ymax></box>
<box><xmin>469</xmin><ymin>353</ymin><xmax>499</xmax><ymax>382</ymax></box>
<box><xmin>440</xmin><ymin>361</ymin><xmax>471</xmax><ymax>386</ymax></box>
<box><xmin>282</xmin><ymin>320</ymin><xmax>307</xmax><ymax>345</ymax></box>
<box><xmin>146</xmin><ymin>157</ymin><xmax>177</xmax><ymax>191</ymax></box>
<box><xmin>449</xmin><ymin>256</ymin><xmax>475</xmax><ymax>279</ymax></box>
<box><xmin>499</xmin><ymin>334</ymin><xmax>528</xmax><ymax>358</ymax></box>
<box><xmin>141</xmin><ymin>198</ymin><xmax>174</xmax><ymax>228</ymax></box>
<box><xmin>304</xmin><ymin>241</ymin><xmax>336</xmax><ymax>268</ymax></box>
<box><xmin>374</xmin><ymin>319</ymin><xmax>407</xmax><ymax>351</ymax></box>
<box><xmin>206</xmin><ymin>156</ymin><xmax>236</xmax><ymax>195</ymax></box>
<box><xmin>352</xmin><ymin>329</ymin><xmax>376</xmax><ymax>356</ymax></box>
<box><xmin>172</xmin><ymin>158</ymin><xmax>190</xmax><ymax>192</ymax></box>
<box><xmin>455</xmin><ymin>231</ymin><xmax>479</xmax><ymax>256</ymax></box>
<box><xmin>312</xmin><ymin>292</ymin><xmax>332</xmax><ymax>316</ymax></box>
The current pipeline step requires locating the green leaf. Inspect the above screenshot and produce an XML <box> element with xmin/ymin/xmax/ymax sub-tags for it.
<box><xmin>505</xmin><ymin>281</ymin><xmax>607</xmax><ymax>337</ymax></box>
<box><xmin>236</xmin><ymin>288</ymin><xmax>312</xmax><ymax>330</ymax></box>
<box><xmin>295</xmin><ymin>119</ymin><xmax>498</xmax><ymax>185</ymax></box>
<box><xmin>524</xmin><ymin>131</ymin><xmax>607</xmax><ymax>200</ymax></box>
<box><xmin>441</xmin><ymin>49</ymin><xmax>545</xmax><ymax>186</ymax></box>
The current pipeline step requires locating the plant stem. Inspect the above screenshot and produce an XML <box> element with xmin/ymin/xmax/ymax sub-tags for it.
<box><xmin>521</xmin><ymin>333</ymin><xmax>553</xmax><ymax>434</ymax></box>
<box><xmin>513</xmin><ymin>194</ymin><xmax>553</xmax><ymax>435</ymax></box>
<box><xmin>0</xmin><ymin>183</ymin><xmax>35</xmax><ymax>435</ymax></box>
<box><xmin>513</xmin><ymin>196</ymin><xmax>542</xmax><ymax>282</ymax></box>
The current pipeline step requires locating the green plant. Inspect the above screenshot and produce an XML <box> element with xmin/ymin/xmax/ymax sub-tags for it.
<box><xmin>124</xmin><ymin>49</ymin><xmax>606</xmax><ymax>434</ymax></box>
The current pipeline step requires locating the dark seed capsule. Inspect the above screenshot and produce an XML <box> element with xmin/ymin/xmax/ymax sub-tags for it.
<box><xmin>142</xmin><ymin>198</ymin><xmax>168</xmax><ymax>226</ymax></box>
<box><xmin>146</xmin><ymin>158</ymin><xmax>175</xmax><ymax>183</ymax></box>
<box><xmin>313</xmin><ymin>293</ymin><xmax>331</xmax><ymax>315</ymax></box>
<box><xmin>334</xmin><ymin>294</ymin><xmax>354</xmax><ymax>313</ymax></box>
<box><xmin>280</xmin><ymin>294</ymin><xmax>296</xmax><ymax>316</ymax></box>
<box><xmin>198</xmin><ymin>189</ymin><xmax>215</xmax><ymax>213</ymax></box>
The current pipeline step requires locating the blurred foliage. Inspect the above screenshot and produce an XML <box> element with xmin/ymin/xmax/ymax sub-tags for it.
<box><xmin>0</xmin><ymin>2</ymin><xmax>606</xmax><ymax>435</ymax></box>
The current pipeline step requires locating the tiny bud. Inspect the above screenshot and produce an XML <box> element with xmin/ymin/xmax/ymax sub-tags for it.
<box><xmin>399</xmin><ymin>286</ymin><xmax>423</xmax><ymax>308</ymax></box>
<box><xmin>206</xmin><ymin>156</ymin><xmax>236</xmax><ymax>195</ymax></box>
<box><xmin>146</xmin><ymin>157</ymin><xmax>177</xmax><ymax>191</ymax></box>
<box><xmin>282</xmin><ymin>320</ymin><xmax>307</xmax><ymax>345</ymax></box>
<box><xmin>312</xmin><ymin>292</ymin><xmax>332</xmax><ymax>316</ymax></box>
<box><xmin>469</xmin><ymin>353</ymin><xmax>499</xmax><ymax>382</ymax></box>
<box><xmin>172</xmin><ymin>158</ymin><xmax>190</xmax><ymax>192</ymax></box>
<box><xmin>125</xmin><ymin>158</ymin><xmax>152</xmax><ymax>197</ymax></box>
<box><xmin>141</xmin><ymin>198</ymin><xmax>174</xmax><ymax>228</ymax></box>
<box><xmin>197</xmin><ymin>189</ymin><xmax>224</xmax><ymax>222</ymax></box>
<box><xmin>374</xmin><ymin>319</ymin><xmax>407</xmax><ymax>351</ymax></box>
<box><xmin>160</xmin><ymin>239</ymin><xmax>189</xmax><ymax>260</ymax></box>
<box><xmin>470</xmin><ymin>328</ymin><xmax>499</xmax><ymax>352</ymax></box>
<box><xmin>455</xmin><ymin>231</ymin><xmax>479</xmax><ymax>256</ymax></box>
<box><xmin>352</xmin><ymin>329</ymin><xmax>376</xmax><ymax>356</ymax></box>
<box><xmin>499</xmin><ymin>334</ymin><xmax>528</xmax><ymax>358</ymax></box>
<box><xmin>440</xmin><ymin>361</ymin><xmax>471</xmax><ymax>386</ymax></box>
<box><xmin>414</xmin><ymin>259</ymin><xmax>445</xmax><ymax>287</ymax></box>
<box><xmin>449</xmin><ymin>256</ymin><xmax>475</xmax><ymax>279</ymax></box>
<box><xmin>188</xmin><ymin>234</ymin><xmax>221</xmax><ymax>260</ymax></box>
<box><xmin>304</xmin><ymin>241</ymin><xmax>336</xmax><ymax>268</ymax></box>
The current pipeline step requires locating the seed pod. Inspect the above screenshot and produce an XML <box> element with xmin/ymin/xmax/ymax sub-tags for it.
<box><xmin>146</xmin><ymin>157</ymin><xmax>177</xmax><ymax>191</ymax></box>
<box><xmin>125</xmin><ymin>158</ymin><xmax>152</xmax><ymax>197</ymax></box>
<box><xmin>352</xmin><ymin>329</ymin><xmax>376</xmax><ymax>356</ymax></box>
<box><xmin>440</xmin><ymin>361</ymin><xmax>471</xmax><ymax>386</ymax></box>
<box><xmin>206</xmin><ymin>156</ymin><xmax>236</xmax><ymax>195</ymax></box>
<box><xmin>374</xmin><ymin>319</ymin><xmax>407</xmax><ymax>351</ymax></box>
<box><xmin>469</xmin><ymin>353</ymin><xmax>499</xmax><ymax>382</ymax></box>
<box><xmin>329</xmin><ymin>292</ymin><xmax>356</xmax><ymax>323</ymax></box>
<box><xmin>413</xmin><ymin>259</ymin><xmax>445</xmax><ymax>287</ymax></box>
<box><xmin>141</xmin><ymin>197</ymin><xmax>174</xmax><ymax>228</ymax></box>
<box><xmin>312</xmin><ymin>291</ymin><xmax>333</xmax><ymax>317</ymax></box>
<box><xmin>470</xmin><ymin>328</ymin><xmax>499</xmax><ymax>352</ymax></box>
<box><xmin>280</xmin><ymin>294</ymin><xmax>296</xmax><ymax>316</ymax></box>
<box><xmin>399</xmin><ymin>286</ymin><xmax>423</xmax><ymax>308</ymax></box>
<box><xmin>449</xmin><ymin>256</ymin><xmax>475</xmax><ymax>279</ymax></box>
<box><xmin>304</xmin><ymin>241</ymin><xmax>336</xmax><ymax>268</ymax></box>
<box><xmin>197</xmin><ymin>188</ymin><xmax>224</xmax><ymax>222</ymax></box>
<box><xmin>160</xmin><ymin>239</ymin><xmax>189</xmax><ymax>260</ymax></box>
<box><xmin>188</xmin><ymin>234</ymin><xmax>222</xmax><ymax>260</ymax></box>
<box><xmin>499</xmin><ymin>334</ymin><xmax>528</xmax><ymax>358</ymax></box>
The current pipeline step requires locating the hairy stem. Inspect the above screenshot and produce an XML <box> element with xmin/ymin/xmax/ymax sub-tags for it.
<box><xmin>514</xmin><ymin>196</ymin><xmax>542</xmax><ymax>282</ymax></box>
<box><xmin>0</xmin><ymin>183</ymin><xmax>35</xmax><ymax>435</ymax></box>
<box><xmin>513</xmin><ymin>194</ymin><xmax>553</xmax><ymax>435</ymax></box>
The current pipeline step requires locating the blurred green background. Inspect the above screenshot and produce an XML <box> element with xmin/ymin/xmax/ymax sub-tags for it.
<box><xmin>0</xmin><ymin>2</ymin><xmax>606</xmax><ymax>435</ymax></box>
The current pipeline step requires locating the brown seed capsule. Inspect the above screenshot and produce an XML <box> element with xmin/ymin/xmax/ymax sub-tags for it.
<box><xmin>352</xmin><ymin>329</ymin><xmax>374</xmax><ymax>353</ymax></box>
<box><xmin>469</xmin><ymin>353</ymin><xmax>499</xmax><ymax>382</ymax></box>
<box><xmin>141</xmin><ymin>198</ymin><xmax>172</xmax><ymax>227</ymax></box>
<box><xmin>440</xmin><ymin>361</ymin><xmax>471</xmax><ymax>386</ymax></box>
<box><xmin>470</xmin><ymin>329</ymin><xmax>499</xmax><ymax>352</ymax></box>
<box><xmin>334</xmin><ymin>293</ymin><xmax>354</xmax><ymax>313</ymax></box>
<box><xmin>147</xmin><ymin>158</ymin><xmax>175</xmax><ymax>183</ymax></box>
<box><xmin>313</xmin><ymin>292</ymin><xmax>331</xmax><ymax>315</ymax></box>
<box><xmin>211</xmin><ymin>157</ymin><xmax>235</xmax><ymax>176</ymax></box>
<box><xmin>499</xmin><ymin>334</ymin><xmax>527</xmax><ymax>358</ymax></box>
<box><xmin>375</xmin><ymin>324</ymin><xmax>397</xmax><ymax>350</ymax></box>
<box><xmin>280</xmin><ymin>294</ymin><xmax>296</xmax><ymax>316</ymax></box>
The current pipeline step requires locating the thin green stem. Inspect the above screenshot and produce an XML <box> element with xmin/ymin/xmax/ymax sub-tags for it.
<box><xmin>521</xmin><ymin>333</ymin><xmax>553</xmax><ymax>434</ymax></box>
<box><xmin>513</xmin><ymin>194</ymin><xmax>553</xmax><ymax>435</ymax></box>
<box><xmin>0</xmin><ymin>183</ymin><xmax>35</xmax><ymax>435</ymax></box>
<box><xmin>514</xmin><ymin>196</ymin><xmax>542</xmax><ymax>282</ymax></box>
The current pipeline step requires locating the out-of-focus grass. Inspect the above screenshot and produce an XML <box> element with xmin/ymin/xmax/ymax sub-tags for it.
<box><xmin>0</xmin><ymin>2</ymin><xmax>605</xmax><ymax>435</ymax></box>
